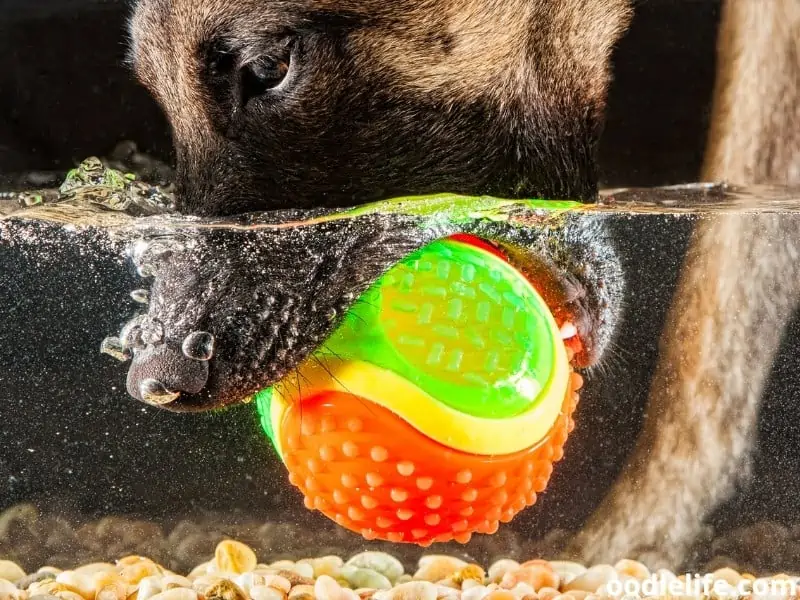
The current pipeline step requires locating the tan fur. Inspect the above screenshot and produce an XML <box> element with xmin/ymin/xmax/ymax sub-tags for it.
<box><xmin>130</xmin><ymin>0</ymin><xmax>631</xmax><ymax>141</ymax></box>
<box><xmin>348</xmin><ymin>0</ymin><xmax>630</xmax><ymax>107</ymax></box>
<box><xmin>564</xmin><ymin>0</ymin><xmax>800</xmax><ymax>569</ymax></box>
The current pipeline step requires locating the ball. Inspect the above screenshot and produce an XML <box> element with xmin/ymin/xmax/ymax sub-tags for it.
<box><xmin>255</xmin><ymin>234</ymin><xmax>581</xmax><ymax>545</ymax></box>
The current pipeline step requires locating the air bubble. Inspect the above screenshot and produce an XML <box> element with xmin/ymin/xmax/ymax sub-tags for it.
<box><xmin>182</xmin><ymin>331</ymin><xmax>215</xmax><ymax>361</ymax></box>
<box><xmin>139</xmin><ymin>379</ymin><xmax>180</xmax><ymax>405</ymax></box>
<box><xmin>130</xmin><ymin>289</ymin><xmax>150</xmax><ymax>304</ymax></box>
<box><xmin>120</xmin><ymin>315</ymin><xmax>147</xmax><ymax>349</ymax></box>
<box><xmin>100</xmin><ymin>336</ymin><xmax>131</xmax><ymax>362</ymax></box>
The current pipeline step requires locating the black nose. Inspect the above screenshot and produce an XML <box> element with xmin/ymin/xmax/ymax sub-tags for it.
<box><xmin>126</xmin><ymin>343</ymin><xmax>209</xmax><ymax>407</ymax></box>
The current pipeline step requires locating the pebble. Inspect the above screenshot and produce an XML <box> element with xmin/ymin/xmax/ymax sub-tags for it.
<box><xmin>0</xmin><ymin>563</ymin><xmax>25</xmax><ymax>584</ymax></box>
<box><xmin>375</xmin><ymin>581</ymin><xmax>437</xmax><ymax>600</ymax></box>
<box><xmin>271</xmin><ymin>571</ymin><xmax>314</xmax><ymax>588</ymax></box>
<box><xmin>288</xmin><ymin>585</ymin><xmax>315</xmax><ymax>600</ymax></box>
<box><xmin>340</xmin><ymin>567</ymin><xmax>392</xmax><ymax>591</ymax></box>
<box><xmin>711</xmin><ymin>567</ymin><xmax>742</xmax><ymax>586</ymax></box>
<box><xmin>278</xmin><ymin>563</ymin><xmax>315</xmax><ymax>581</ymax></box>
<box><xmin>148</xmin><ymin>590</ymin><xmax>198</xmax><ymax>600</ymax></box>
<box><xmin>205</xmin><ymin>578</ymin><xmax>249</xmax><ymax>600</ymax></box>
<box><xmin>303</xmin><ymin>558</ymin><xmax>343</xmax><ymax>580</ymax></box>
<box><xmin>487</xmin><ymin>562</ymin><xmax>520</xmax><ymax>584</ymax></box>
<box><xmin>451</xmin><ymin>566</ymin><xmax>485</xmax><ymax>586</ymax></box>
<box><xmin>0</xmin><ymin>579</ymin><xmax>21</xmax><ymax>600</ymax></box>
<box><xmin>136</xmin><ymin>576</ymin><xmax>163</xmax><ymax>600</ymax></box>
<box><xmin>55</xmin><ymin>571</ymin><xmax>95</xmax><ymax>598</ymax></box>
<box><xmin>214</xmin><ymin>541</ymin><xmax>258</xmax><ymax>575</ymax></box>
<box><xmin>4</xmin><ymin>528</ymin><xmax>800</xmax><ymax>600</ymax></box>
<box><xmin>262</xmin><ymin>575</ymin><xmax>291</xmax><ymax>594</ymax></box>
<box><xmin>249</xmin><ymin>586</ymin><xmax>285</xmax><ymax>600</ymax></box>
<box><xmin>613</xmin><ymin>560</ymin><xmax>649</xmax><ymax>581</ymax></box>
<box><xmin>16</xmin><ymin>572</ymin><xmax>57</xmax><ymax>590</ymax></box>
<box><xmin>163</xmin><ymin>576</ymin><xmax>193</xmax><ymax>590</ymax></box>
<box><xmin>484</xmin><ymin>591</ymin><xmax>515</xmax><ymax>600</ymax></box>
<box><xmin>547</xmin><ymin>563</ymin><xmax>586</xmax><ymax>587</ymax></box>
<box><xmin>461</xmin><ymin>586</ymin><xmax>489</xmax><ymax>600</ymax></box>
<box><xmin>345</xmin><ymin>553</ymin><xmax>404</xmax><ymax>584</ymax></box>
<box><xmin>562</xmin><ymin>566</ymin><xmax>618</xmax><ymax>593</ymax></box>
<box><xmin>414</xmin><ymin>558</ymin><xmax>467</xmax><ymax>583</ymax></box>
<box><xmin>120</xmin><ymin>561</ymin><xmax>163</xmax><ymax>585</ymax></box>
<box><xmin>314</xmin><ymin>575</ymin><xmax>358</xmax><ymax>600</ymax></box>
<box><xmin>96</xmin><ymin>583</ymin><xmax>128</xmax><ymax>600</ymax></box>
<box><xmin>501</xmin><ymin>566</ymin><xmax>559</xmax><ymax>592</ymax></box>
<box><xmin>536</xmin><ymin>588</ymin><xmax>560</xmax><ymax>600</ymax></box>
<box><xmin>74</xmin><ymin>564</ymin><xmax>115</xmax><ymax>576</ymax></box>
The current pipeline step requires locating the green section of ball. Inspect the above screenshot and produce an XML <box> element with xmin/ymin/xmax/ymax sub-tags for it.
<box><xmin>317</xmin><ymin>237</ymin><xmax>562</xmax><ymax>420</ymax></box>
<box><xmin>254</xmin><ymin>387</ymin><xmax>280</xmax><ymax>456</ymax></box>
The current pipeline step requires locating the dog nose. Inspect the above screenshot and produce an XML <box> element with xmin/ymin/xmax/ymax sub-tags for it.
<box><xmin>126</xmin><ymin>343</ymin><xmax>209</xmax><ymax>406</ymax></box>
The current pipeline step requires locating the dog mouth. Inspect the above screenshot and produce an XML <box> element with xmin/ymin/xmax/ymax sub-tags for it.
<box><xmin>108</xmin><ymin>197</ymin><xmax>621</xmax><ymax>413</ymax></box>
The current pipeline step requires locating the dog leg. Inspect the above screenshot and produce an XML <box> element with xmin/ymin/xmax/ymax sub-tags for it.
<box><xmin>564</xmin><ymin>0</ymin><xmax>800</xmax><ymax>569</ymax></box>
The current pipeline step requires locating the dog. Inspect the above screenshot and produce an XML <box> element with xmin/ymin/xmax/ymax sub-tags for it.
<box><xmin>125</xmin><ymin>0</ymin><xmax>800</xmax><ymax>569</ymax></box>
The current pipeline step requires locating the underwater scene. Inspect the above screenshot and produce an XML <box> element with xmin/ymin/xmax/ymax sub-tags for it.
<box><xmin>2</xmin><ymin>1</ymin><xmax>800</xmax><ymax>600</ymax></box>
<box><xmin>3</xmin><ymin>157</ymin><xmax>800</xmax><ymax>600</ymax></box>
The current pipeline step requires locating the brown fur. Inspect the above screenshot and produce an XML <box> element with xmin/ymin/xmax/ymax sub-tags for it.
<box><xmin>564</xmin><ymin>0</ymin><xmax>800</xmax><ymax>569</ymax></box>
<box><xmin>128</xmin><ymin>0</ymin><xmax>631</xmax><ymax>216</ymax></box>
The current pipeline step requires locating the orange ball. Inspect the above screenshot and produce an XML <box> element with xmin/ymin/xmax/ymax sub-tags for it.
<box><xmin>276</xmin><ymin>371</ymin><xmax>582</xmax><ymax>545</ymax></box>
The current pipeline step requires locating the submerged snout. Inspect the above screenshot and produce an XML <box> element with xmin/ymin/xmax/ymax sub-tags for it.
<box><xmin>126</xmin><ymin>343</ymin><xmax>210</xmax><ymax>409</ymax></box>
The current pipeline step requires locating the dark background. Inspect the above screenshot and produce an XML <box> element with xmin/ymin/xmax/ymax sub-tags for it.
<box><xmin>0</xmin><ymin>0</ymin><xmax>720</xmax><ymax>187</ymax></box>
<box><xmin>2</xmin><ymin>0</ymin><xmax>800</xmax><ymax>568</ymax></box>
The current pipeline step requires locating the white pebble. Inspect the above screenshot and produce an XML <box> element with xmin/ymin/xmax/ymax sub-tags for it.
<box><xmin>461</xmin><ymin>586</ymin><xmax>490</xmax><ymax>600</ymax></box>
<box><xmin>136</xmin><ymin>576</ymin><xmax>164</xmax><ymax>600</ymax></box>
<box><xmin>56</xmin><ymin>571</ymin><xmax>94</xmax><ymax>598</ymax></box>
<box><xmin>187</xmin><ymin>563</ymin><xmax>211</xmax><ymax>580</ymax></box>
<box><xmin>75</xmin><ymin>564</ymin><xmax>116</xmax><ymax>576</ymax></box>
<box><xmin>614</xmin><ymin>560</ymin><xmax>649</xmax><ymax>582</ymax></box>
<box><xmin>234</xmin><ymin>573</ymin><xmax>263</xmax><ymax>594</ymax></box>
<box><xmin>286</xmin><ymin>563</ymin><xmax>315</xmax><ymax>580</ymax></box>
<box><xmin>508</xmin><ymin>583</ymin><xmax>535</xmax><ymax>599</ymax></box>
<box><xmin>148</xmin><ymin>589</ymin><xmax>198</xmax><ymax>600</ymax></box>
<box><xmin>711</xmin><ymin>568</ymin><xmax>742</xmax><ymax>586</ymax></box>
<box><xmin>288</xmin><ymin>585</ymin><xmax>315</xmax><ymax>600</ymax></box>
<box><xmin>563</xmin><ymin>566</ymin><xmax>619</xmax><ymax>594</ymax></box>
<box><xmin>305</xmin><ymin>558</ymin><xmax>344</xmax><ymax>580</ymax></box>
<box><xmin>250</xmin><ymin>585</ymin><xmax>286</xmax><ymax>600</ymax></box>
<box><xmin>0</xmin><ymin>563</ymin><xmax>25</xmax><ymax>585</ymax></box>
<box><xmin>162</xmin><ymin>576</ymin><xmax>192</xmax><ymax>590</ymax></box>
<box><xmin>315</xmin><ymin>575</ymin><xmax>346</xmax><ymax>600</ymax></box>
<box><xmin>548</xmin><ymin>562</ymin><xmax>587</xmax><ymax>586</ymax></box>
<box><xmin>263</xmin><ymin>575</ymin><xmax>291</xmax><ymax>595</ymax></box>
<box><xmin>0</xmin><ymin>579</ymin><xmax>21</xmax><ymax>600</ymax></box>
<box><xmin>375</xmin><ymin>581</ymin><xmax>438</xmax><ymax>600</ymax></box>
<box><xmin>487</xmin><ymin>562</ymin><xmax>520</xmax><ymax>584</ymax></box>
<box><xmin>435</xmin><ymin>584</ymin><xmax>460</xmax><ymax>600</ymax></box>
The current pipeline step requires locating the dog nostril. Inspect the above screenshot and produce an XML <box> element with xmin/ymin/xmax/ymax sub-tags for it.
<box><xmin>126</xmin><ymin>343</ymin><xmax>209</xmax><ymax>406</ymax></box>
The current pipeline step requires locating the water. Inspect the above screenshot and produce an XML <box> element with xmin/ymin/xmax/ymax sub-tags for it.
<box><xmin>2</xmin><ymin>168</ymin><xmax>800</xmax><ymax>588</ymax></box>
